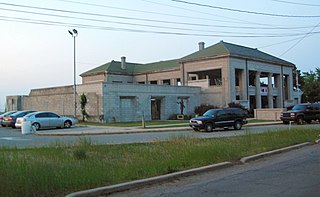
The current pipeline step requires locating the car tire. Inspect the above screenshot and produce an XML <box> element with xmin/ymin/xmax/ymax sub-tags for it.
<box><xmin>234</xmin><ymin>121</ymin><xmax>242</xmax><ymax>130</ymax></box>
<box><xmin>32</xmin><ymin>123</ymin><xmax>40</xmax><ymax>130</ymax></box>
<box><xmin>64</xmin><ymin>120</ymin><xmax>72</xmax><ymax>128</ymax></box>
<box><xmin>204</xmin><ymin>123</ymin><xmax>213</xmax><ymax>132</ymax></box>
<box><xmin>296</xmin><ymin>116</ymin><xmax>304</xmax><ymax>125</ymax></box>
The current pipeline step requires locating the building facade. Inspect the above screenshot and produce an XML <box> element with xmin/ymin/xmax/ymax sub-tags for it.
<box><xmin>6</xmin><ymin>41</ymin><xmax>302</xmax><ymax>122</ymax></box>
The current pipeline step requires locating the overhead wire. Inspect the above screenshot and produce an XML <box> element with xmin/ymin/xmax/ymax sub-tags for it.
<box><xmin>271</xmin><ymin>0</ymin><xmax>320</xmax><ymax>7</ymax></box>
<box><xmin>172</xmin><ymin>0</ymin><xmax>320</xmax><ymax>18</ymax></box>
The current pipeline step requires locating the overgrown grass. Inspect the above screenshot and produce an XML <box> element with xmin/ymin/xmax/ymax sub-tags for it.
<box><xmin>0</xmin><ymin>127</ymin><xmax>319</xmax><ymax>197</ymax></box>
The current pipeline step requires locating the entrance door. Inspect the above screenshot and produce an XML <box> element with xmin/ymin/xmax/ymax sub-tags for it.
<box><xmin>151</xmin><ymin>98</ymin><xmax>161</xmax><ymax>120</ymax></box>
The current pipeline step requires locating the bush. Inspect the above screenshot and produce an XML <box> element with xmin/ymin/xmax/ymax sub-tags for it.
<box><xmin>228</xmin><ymin>102</ymin><xmax>245</xmax><ymax>109</ymax></box>
<box><xmin>194</xmin><ymin>104</ymin><xmax>218</xmax><ymax>116</ymax></box>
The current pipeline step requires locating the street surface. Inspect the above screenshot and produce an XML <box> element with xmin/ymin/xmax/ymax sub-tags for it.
<box><xmin>0</xmin><ymin>124</ymin><xmax>320</xmax><ymax>148</ymax></box>
<box><xmin>109</xmin><ymin>144</ymin><xmax>320</xmax><ymax>197</ymax></box>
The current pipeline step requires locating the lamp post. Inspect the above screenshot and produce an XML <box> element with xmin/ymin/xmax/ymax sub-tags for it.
<box><xmin>68</xmin><ymin>29</ymin><xmax>78</xmax><ymax>118</ymax></box>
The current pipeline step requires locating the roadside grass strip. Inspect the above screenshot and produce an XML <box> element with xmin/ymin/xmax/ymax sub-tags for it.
<box><xmin>0</xmin><ymin>127</ymin><xmax>319</xmax><ymax>197</ymax></box>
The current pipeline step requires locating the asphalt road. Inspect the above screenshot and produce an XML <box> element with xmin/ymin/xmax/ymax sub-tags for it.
<box><xmin>0</xmin><ymin>124</ymin><xmax>320</xmax><ymax>148</ymax></box>
<box><xmin>109</xmin><ymin>144</ymin><xmax>320</xmax><ymax>197</ymax></box>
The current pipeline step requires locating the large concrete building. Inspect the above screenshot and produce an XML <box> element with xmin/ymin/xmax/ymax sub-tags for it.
<box><xmin>6</xmin><ymin>41</ymin><xmax>302</xmax><ymax>122</ymax></box>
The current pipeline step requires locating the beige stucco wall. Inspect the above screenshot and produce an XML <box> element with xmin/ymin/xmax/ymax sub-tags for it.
<box><xmin>82</xmin><ymin>73</ymin><xmax>105</xmax><ymax>84</ymax></box>
<box><xmin>13</xmin><ymin>83</ymin><xmax>103</xmax><ymax>121</ymax></box>
<box><xmin>254</xmin><ymin>108</ymin><xmax>284</xmax><ymax>120</ymax></box>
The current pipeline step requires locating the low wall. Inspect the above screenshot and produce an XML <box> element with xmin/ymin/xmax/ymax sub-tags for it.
<box><xmin>254</xmin><ymin>108</ymin><xmax>284</xmax><ymax>120</ymax></box>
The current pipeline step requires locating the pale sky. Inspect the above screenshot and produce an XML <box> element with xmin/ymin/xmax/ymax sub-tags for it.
<box><xmin>1</xmin><ymin>0</ymin><xmax>319</xmax><ymax>111</ymax></box>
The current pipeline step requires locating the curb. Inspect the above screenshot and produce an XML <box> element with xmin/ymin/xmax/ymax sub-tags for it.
<box><xmin>66</xmin><ymin>161</ymin><xmax>232</xmax><ymax>197</ymax></box>
<box><xmin>240</xmin><ymin>142</ymin><xmax>312</xmax><ymax>163</ymax></box>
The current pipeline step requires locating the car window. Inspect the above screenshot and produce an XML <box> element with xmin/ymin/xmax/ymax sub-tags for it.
<box><xmin>217</xmin><ymin>110</ymin><xmax>226</xmax><ymax>116</ymax></box>
<box><xmin>48</xmin><ymin>113</ymin><xmax>59</xmax><ymax>118</ymax></box>
<box><xmin>35</xmin><ymin>113</ymin><xmax>47</xmax><ymax>118</ymax></box>
<box><xmin>292</xmin><ymin>105</ymin><xmax>307</xmax><ymax>110</ymax></box>
<box><xmin>203</xmin><ymin>109</ymin><xmax>218</xmax><ymax>117</ymax></box>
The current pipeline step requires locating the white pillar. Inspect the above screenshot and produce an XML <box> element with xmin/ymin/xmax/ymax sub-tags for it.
<box><xmin>268</xmin><ymin>73</ymin><xmax>273</xmax><ymax>108</ymax></box>
<box><xmin>255</xmin><ymin>71</ymin><xmax>261</xmax><ymax>109</ymax></box>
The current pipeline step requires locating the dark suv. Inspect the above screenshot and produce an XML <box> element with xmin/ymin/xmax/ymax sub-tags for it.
<box><xmin>189</xmin><ymin>108</ymin><xmax>248</xmax><ymax>132</ymax></box>
<box><xmin>280</xmin><ymin>103</ymin><xmax>320</xmax><ymax>124</ymax></box>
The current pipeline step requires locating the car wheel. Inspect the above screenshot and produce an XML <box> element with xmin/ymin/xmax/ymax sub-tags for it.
<box><xmin>64</xmin><ymin>120</ymin><xmax>72</xmax><ymax>128</ymax></box>
<box><xmin>204</xmin><ymin>123</ymin><xmax>213</xmax><ymax>132</ymax></box>
<box><xmin>296</xmin><ymin>116</ymin><xmax>304</xmax><ymax>125</ymax></box>
<box><xmin>32</xmin><ymin>123</ymin><xmax>40</xmax><ymax>130</ymax></box>
<box><xmin>234</xmin><ymin>121</ymin><xmax>242</xmax><ymax>130</ymax></box>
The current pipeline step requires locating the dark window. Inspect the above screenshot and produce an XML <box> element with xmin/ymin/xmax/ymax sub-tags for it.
<box><xmin>163</xmin><ymin>79</ymin><xmax>171</xmax><ymax>85</ymax></box>
<box><xmin>150</xmin><ymin>81</ymin><xmax>157</xmax><ymax>84</ymax></box>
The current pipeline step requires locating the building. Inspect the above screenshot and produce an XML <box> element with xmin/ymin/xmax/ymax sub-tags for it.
<box><xmin>6</xmin><ymin>41</ymin><xmax>302</xmax><ymax>122</ymax></box>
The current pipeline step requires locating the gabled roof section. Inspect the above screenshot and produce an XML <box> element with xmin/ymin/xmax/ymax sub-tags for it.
<box><xmin>181</xmin><ymin>41</ymin><xmax>294</xmax><ymax>66</ymax></box>
<box><xmin>133</xmin><ymin>59</ymin><xmax>180</xmax><ymax>74</ymax></box>
<box><xmin>80</xmin><ymin>60</ymin><xmax>142</xmax><ymax>76</ymax></box>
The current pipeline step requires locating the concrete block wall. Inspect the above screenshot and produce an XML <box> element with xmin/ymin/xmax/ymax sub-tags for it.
<box><xmin>102</xmin><ymin>83</ymin><xmax>200</xmax><ymax>122</ymax></box>
<box><xmin>254</xmin><ymin>108</ymin><xmax>284</xmax><ymax>120</ymax></box>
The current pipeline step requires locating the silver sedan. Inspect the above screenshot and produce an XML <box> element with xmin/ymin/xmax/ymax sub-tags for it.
<box><xmin>17</xmin><ymin>111</ymin><xmax>77</xmax><ymax>130</ymax></box>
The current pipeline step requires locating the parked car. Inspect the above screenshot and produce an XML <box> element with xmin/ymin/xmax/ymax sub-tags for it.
<box><xmin>2</xmin><ymin>111</ymin><xmax>35</xmax><ymax>128</ymax></box>
<box><xmin>189</xmin><ymin>108</ymin><xmax>248</xmax><ymax>132</ymax></box>
<box><xmin>280</xmin><ymin>103</ymin><xmax>320</xmax><ymax>124</ymax></box>
<box><xmin>0</xmin><ymin>111</ymin><xmax>16</xmax><ymax>126</ymax></box>
<box><xmin>18</xmin><ymin>111</ymin><xmax>77</xmax><ymax>130</ymax></box>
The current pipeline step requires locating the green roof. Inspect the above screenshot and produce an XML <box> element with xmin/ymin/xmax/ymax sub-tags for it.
<box><xmin>81</xmin><ymin>41</ymin><xmax>294</xmax><ymax>77</ymax></box>
<box><xmin>80</xmin><ymin>60</ymin><xmax>142</xmax><ymax>76</ymax></box>
<box><xmin>81</xmin><ymin>59</ymin><xmax>179</xmax><ymax>76</ymax></box>
<box><xmin>181</xmin><ymin>41</ymin><xmax>294</xmax><ymax>66</ymax></box>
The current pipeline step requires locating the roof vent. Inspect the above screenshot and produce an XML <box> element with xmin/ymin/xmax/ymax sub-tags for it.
<box><xmin>198</xmin><ymin>42</ymin><xmax>205</xmax><ymax>51</ymax></box>
<box><xmin>121</xmin><ymin>56</ymin><xmax>126</xmax><ymax>70</ymax></box>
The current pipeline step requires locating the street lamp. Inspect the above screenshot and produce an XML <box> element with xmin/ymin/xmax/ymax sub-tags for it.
<box><xmin>68</xmin><ymin>29</ymin><xmax>78</xmax><ymax>118</ymax></box>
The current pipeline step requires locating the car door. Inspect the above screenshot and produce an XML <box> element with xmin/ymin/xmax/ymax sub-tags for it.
<box><xmin>35</xmin><ymin>113</ymin><xmax>51</xmax><ymax>128</ymax></box>
<box><xmin>215</xmin><ymin>110</ymin><xmax>228</xmax><ymax>127</ymax></box>
<box><xmin>47</xmin><ymin>112</ymin><xmax>62</xmax><ymax>127</ymax></box>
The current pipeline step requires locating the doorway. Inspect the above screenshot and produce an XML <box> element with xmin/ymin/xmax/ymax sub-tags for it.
<box><xmin>151</xmin><ymin>98</ymin><xmax>161</xmax><ymax>120</ymax></box>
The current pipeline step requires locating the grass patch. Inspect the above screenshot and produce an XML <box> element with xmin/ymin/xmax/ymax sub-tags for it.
<box><xmin>0</xmin><ymin>127</ymin><xmax>319</xmax><ymax>197</ymax></box>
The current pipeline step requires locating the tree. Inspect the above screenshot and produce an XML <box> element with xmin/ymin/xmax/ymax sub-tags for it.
<box><xmin>301</xmin><ymin>67</ymin><xmax>320</xmax><ymax>102</ymax></box>
<box><xmin>80</xmin><ymin>93</ymin><xmax>88</xmax><ymax>121</ymax></box>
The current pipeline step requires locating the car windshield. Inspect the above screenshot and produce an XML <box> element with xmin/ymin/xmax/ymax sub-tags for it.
<box><xmin>292</xmin><ymin>105</ymin><xmax>307</xmax><ymax>110</ymax></box>
<box><xmin>203</xmin><ymin>109</ymin><xmax>219</xmax><ymax>117</ymax></box>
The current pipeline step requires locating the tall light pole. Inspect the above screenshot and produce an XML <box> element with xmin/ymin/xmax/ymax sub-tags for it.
<box><xmin>68</xmin><ymin>29</ymin><xmax>78</xmax><ymax>118</ymax></box>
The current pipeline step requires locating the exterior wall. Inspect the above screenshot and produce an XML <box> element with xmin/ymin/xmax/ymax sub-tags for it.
<box><xmin>6</xmin><ymin>83</ymin><xmax>103</xmax><ymax>121</ymax></box>
<box><xmin>82</xmin><ymin>73</ymin><xmax>105</xmax><ymax>84</ymax></box>
<box><xmin>182</xmin><ymin>57</ymin><xmax>230</xmax><ymax>107</ymax></box>
<box><xmin>106</xmin><ymin>74</ymin><xmax>134</xmax><ymax>83</ymax></box>
<box><xmin>102</xmin><ymin>83</ymin><xmax>201</xmax><ymax>122</ymax></box>
<box><xmin>254</xmin><ymin>108</ymin><xmax>284</xmax><ymax>120</ymax></box>
<box><xmin>133</xmin><ymin>69</ymin><xmax>181</xmax><ymax>85</ymax></box>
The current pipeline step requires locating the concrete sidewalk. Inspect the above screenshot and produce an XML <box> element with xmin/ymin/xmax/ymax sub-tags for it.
<box><xmin>34</xmin><ymin>121</ymin><xmax>283</xmax><ymax>136</ymax></box>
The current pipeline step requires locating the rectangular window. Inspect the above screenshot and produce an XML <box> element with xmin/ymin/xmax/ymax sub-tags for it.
<box><xmin>150</xmin><ymin>80</ymin><xmax>157</xmax><ymax>85</ymax></box>
<box><xmin>162</xmin><ymin>79</ymin><xmax>171</xmax><ymax>85</ymax></box>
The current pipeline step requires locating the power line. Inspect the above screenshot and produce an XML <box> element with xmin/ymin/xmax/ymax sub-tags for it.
<box><xmin>172</xmin><ymin>0</ymin><xmax>320</xmax><ymax>18</ymax></box>
<box><xmin>2</xmin><ymin>2</ymin><xmax>318</xmax><ymax>33</ymax></box>
<box><xmin>271</xmin><ymin>0</ymin><xmax>320</xmax><ymax>7</ymax></box>
<box><xmin>280</xmin><ymin>21</ymin><xmax>320</xmax><ymax>56</ymax></box>
<box><xmin>1</xmin><ymin>15</ymin><xmax>319</xmax><ymax>38</ymax></box>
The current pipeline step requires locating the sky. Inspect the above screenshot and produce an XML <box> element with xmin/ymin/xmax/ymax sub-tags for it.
<box><xmin>0</xmin><ymin>0</ymin><xmax>319</xmax><ymax>112</ymax></box>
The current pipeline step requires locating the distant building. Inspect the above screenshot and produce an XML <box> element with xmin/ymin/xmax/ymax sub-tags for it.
<box><xmin>6</xmin><ymin>41</ymin><xmax>302</xmax><ymax>122</ymax></box>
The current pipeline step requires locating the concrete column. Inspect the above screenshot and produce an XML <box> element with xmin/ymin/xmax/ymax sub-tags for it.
<box><xmin>275</xmin><ymin>74</ymin><xmax>284</xmax><ymax>108</ymax></box>
<box><xmin>241</xmin><ymin>69</ymin><xmax>248</xmax><ymax>100</ymax></box>
<box><xmin>255</xmin><ymin>71</ymin><xmax>261</xmax><ymax>109</ymax></box>
<box><xmin>288</xmin><ymin>71</ymin><xmax>293</xmax><ymax>101</ymax></box>
<box><xmin>268</xmin><ymin>73</ymin><xmax>273</xmax><ymax>108</ymax></box>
